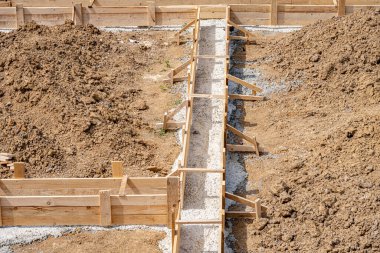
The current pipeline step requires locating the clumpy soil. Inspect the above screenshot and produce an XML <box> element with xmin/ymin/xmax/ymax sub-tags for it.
<box><xmin>230</xmin><ymin>10</ymin><xmax>380</xmax><ymax>252</ymax></box>
<box><xmin>12</xmin><ymin>230</ymin><xmax>165</xmax><ymax>253</ymax></box>
<box><xmin>0</xmin><ymin>21</ymin><xmax>188</xmax><ymax>178</ymax></box>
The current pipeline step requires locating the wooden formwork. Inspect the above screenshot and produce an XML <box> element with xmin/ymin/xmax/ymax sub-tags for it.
<box><xmin>0</xmin><ymin>162</ymin><xmax>180</xmax><ymax>227</ymax></box>
<box><xmin>0</xmin><ymin>1</ymin><xmax>379</xmax><ymax>29</ymax></box>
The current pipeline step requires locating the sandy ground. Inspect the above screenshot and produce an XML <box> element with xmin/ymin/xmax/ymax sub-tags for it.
<box><xmin>227</xmin><ymin>10</ymin><xmax>380</xmax><ymax>253</ymax></box>
<box><xmin>179</xmin><ymin>20</ymin><xmax>226</xmax><ymax>252</ymax></box>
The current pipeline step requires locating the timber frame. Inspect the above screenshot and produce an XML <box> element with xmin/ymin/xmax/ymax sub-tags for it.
<box><xmin>0</xmin><ymin>1</ymin><xmax>378</xmax><ymax>29</ymax></box>
<box><xmin>0</xmin><ymin>161</ymin><xmax>180</xmax><ymax>227</ymax></box>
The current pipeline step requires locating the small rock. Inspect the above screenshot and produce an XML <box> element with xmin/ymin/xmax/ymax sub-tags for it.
<box><xmin>280</xmin><ymin>192</ymin><xmax>292</xmax><ymax>203</ymax></box>
<box><xmin>270</xmin><ymin>180</ymin><xmax>289</xmax><ymax>197</ymax></box>
<box><xmin>309</xmin><ymin>54</ymin><xmax>321</xmax><ymax>62</ymax></box>
<box><xmin>359</xmin><ymin>181</ymin><xmax>373</xmax><ymax>189</ymax></box>
<box><xmin>256</xmin><ymin>218</ymin><xmax>269</xmax><ymax>230</ymax></box>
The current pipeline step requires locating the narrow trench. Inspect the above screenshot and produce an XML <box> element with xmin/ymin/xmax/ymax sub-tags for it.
<box><xmin>225</xmin><ymin>32</ymin><xmax>258</xmax><ymax>251</ymax></box>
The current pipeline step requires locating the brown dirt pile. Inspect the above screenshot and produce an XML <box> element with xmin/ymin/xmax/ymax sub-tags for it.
<box><xmin>0</xmin><ymin>21</ymin><xmax>181</xmax><ymax>178</ymax></box>
<box><xmin>230</xmin><ymin>10</ymin><xmax>380</xmax><ymax>253</ymax></box>
<box><xmin>267</xmin><ymin>9</ymin><xmax>379</xmax><ymax>107</ymax></box>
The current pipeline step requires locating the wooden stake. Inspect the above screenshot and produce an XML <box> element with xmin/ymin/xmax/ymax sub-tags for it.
<box><xmin>13</xmin><ymin>162</ymin><xmax>25</xmax><ymax>179</ymax></box>
<box><xmin>111</xmin><ymin>161</ymin><xmax>123</xmax><ymax>178</ymax></box>
<box><xmin>167</xmin><ymin>176</ymin><xmax>179</xmax><ymax>227</ymax></box>
<box><xmin>73</xmin><ymin>3</ymin><xmax>83</xmax><ymax>25</ymax></box>
<box><xmin>147</xmin><ymin>1</ymin><xmax>156</xmax><ymax>26</ymax></box>
<box><xmin>225</xmin><ymin>192</ymin><xmax>257</xmax><ymax>208</ymax></box>
<box><xmin>255</xmin><ymin>199</ymin><xmax>262</xmax><ymax>220</ymax></box>
<box><xmin>99</xmin><ymin>190</ymin><xmax>111</xmax><ymax>226</ymax></box>
<box><xmin>338</xmin><ymin>0</ymin><xmax>346</xmax><ymax>16</ymax></box>
<box><xmin>15</xmin><ymin>4</ymin><xmax>24</xmax><ymax>29</ymax></box>
<box><xmin>227</xmin><ymin>74</ymin><xmax>262</xmax><ymax>93</ymax></box>
<box><xmin>118</xmin><ymin>175</ymin><xmax>129</xmax><ymax>196</ymax></box>
<box><xmin>271</xmin><ymin>0</ymin><xmax>278</xmax><ymax>25</ymax></box>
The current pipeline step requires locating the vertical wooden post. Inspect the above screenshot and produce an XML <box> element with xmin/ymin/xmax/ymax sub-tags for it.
<box><xmin>15</xmin><ymin>4</ymin><xmax>24</xmax><ymax>29</ymax></box>
<box><xmin>0</xmin><ymin>198</ymin><xmax>2</xmax><ymax>226</ymax></box>
<box><xmin>73</xmin><ymin>3</ymin><xmax>83</xmax><ymax>25</ymax></box>
<box><xmin>13</xmin><ymin>162</ymin><xmax>25</xmax><ymax>179</ymax></box>
<box><xmin>111</xmin><ymin>161</ymin><xmax>123</xmax><ymax>178</ymax></box>
<box><xmin>219</xmin><ymin>210</ymin><xmax>225</xmax><ymax>253</ymax></box>
<box><xmin>99</xmin><ymin>190</ymin><xmax>111</xmax><ymax>226</ymax></box>
<box><xmin>167</xmin><ymin>176</ymin><xmax>179</xmax><ymax>227</ymax></box>
<box><xmin>147</xmin><ymin>1</ymin><xmax>156</xmax><ymax>27</ymax></box>
<box><xmin>255</xmin><ymin>199</ymin><xmax>262</xmax><ymax>220</ymax></box>
<box><xmin>338</xmin><ymin>0</ymin><xmax>346</xmax><ymax>17</ymax></box>
<box><xmin>270</xmin><ymin>0</ymin><xmax>278</xmax><ymax>25</ymax></box>
<box><xmin>163</xmin><ymin>112</ymin><xmax>168</xmax><ymax>130</ymax></box>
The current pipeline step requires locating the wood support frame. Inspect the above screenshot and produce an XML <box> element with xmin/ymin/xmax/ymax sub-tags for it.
<box><xmin>226</xmin><ymin>124</ymin><xmax>260</xmax><ymax>156</ymax></box>
<box><xmin>147</xmin><ymin>1</ymin><xmax>156</xmax><ymax>26</ymax></box>
<box><xmin>73</xmin><ymin>3</ymin><xmax>83</xmax><ymax>25</ymax></box>
<box><xmin>270</xmin><ymin>0</ymin><xmax>278</xmax><ymax>25</ymax></box>
<box><xmin>338</xmin><ymin>0</ymin><xmax>346</xmax><ymax>16</ymax></box>
<box><xmin>15</xmin><ymin>3</ymin><xmax>24</xmax><ymax>28</ymax></box>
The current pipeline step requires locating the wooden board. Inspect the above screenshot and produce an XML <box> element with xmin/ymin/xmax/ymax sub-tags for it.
<box><xmin>0</xmin><ymin>177</ymin><xmax>168</xmax><ymax>196</ymax></box>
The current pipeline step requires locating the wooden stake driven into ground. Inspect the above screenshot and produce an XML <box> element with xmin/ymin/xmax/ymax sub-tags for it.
<box><xmin>226</xmin><ymin>124</ymin><xmax>260</xmax><ymax>156</ymax></box>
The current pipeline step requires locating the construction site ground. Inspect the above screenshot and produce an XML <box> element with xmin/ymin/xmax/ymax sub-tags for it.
<box><xmin>0</xmin><ymin>8</ymin><xmax>379</xmax><ymax>253</ymax></box>
<box><xmin>229</xmin><ymin>10</ymin><xmax>379</xmax><ymax>252</ymax></box>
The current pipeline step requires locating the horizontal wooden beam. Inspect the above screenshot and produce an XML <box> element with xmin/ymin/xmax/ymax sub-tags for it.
<box><xmin>0</xmin><ymin>194</ymin><xmax>168</xmax><ymax>207</ymax></box>
<box><xmin>0</xmin><ymin>177</ymin><xmax>168</xmax><ymax>196</ymax></box>
<box><xmin>226</xmin><ymin>144</ymin><xmax>257</xmax><ymax>153</ymax></box>
<box><xmin>191</xmin><ymin>94</ymin><xmax>225</xmax><ymax>99</ymax></box>
<box><xmin>229</xmin><ymin>94</ymin><xmax>265</xmax><ymax>101</ymax></box>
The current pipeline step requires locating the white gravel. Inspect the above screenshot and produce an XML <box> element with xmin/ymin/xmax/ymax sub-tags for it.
<box><xmin>179</xmin><ymin>19</ymin><xmax>226</xmax><ymax>253</ymax></box>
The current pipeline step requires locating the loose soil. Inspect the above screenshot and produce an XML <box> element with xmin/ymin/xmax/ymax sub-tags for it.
<box><xmin>0</xmin><ymin>21</ymin><xmax>189</xmax><ymax>178</ymax></box>
<box><xmin>12</xmin><ymin>230</ymin><xmax>165</xmax><ymax>253</ymax></box>
<box><xmin>230</xmin><ymin>10</ymin><xmax>380</xmax><ymax>252</ymax></box>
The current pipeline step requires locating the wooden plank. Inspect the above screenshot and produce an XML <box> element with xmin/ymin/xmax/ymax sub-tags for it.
<box><xmin>226</xmin><ymin>144</ymin><xmax>258</xmax><ymax>153</ymax></box>
<box><xmin>175</xmin><ymin>18</ymin><xmax>196</xmax><ymax>36</ymax></box>
<box><xmin>16</xmin><ymin>4</ymin><xmax>24</xmax><ymax>28</ymax></box>
<box><xmin>167</xmin><ymin>176</ymin><xmax>179</xmax><ymax>227</ymax></box>
<box><xmin>111</xmin><ymin>161</ymin><xmax>124</xmax><ymax>177</ymax></box>
<box><xmin>147</xmin><ymin>1</ymin><xmax>156</xmax><ymax>26</ymax></box>
<box><xmin>195</xmin><ymin>55</ymin><xmax>229</xmax><ymax>59</ymax></box>
<box><xmin>99</xmin><ymin>190</ymin><xmax>111</xmax><ymax>226</ymax></box>
<box><xmin>227</xmin><ymin>74</ymin><xmax>263</xmax><ymax>93</ymax></box>
<box><xmin>0</xmin><ymin>194</ymin><xmax>168</xmax><ymax>207</ymax></box>
<box><xmin>1</xmin><ymin>206</ymin><xmax>168</xmax><ymax>226</ymax></box>
<box><xmin>166</xmin><ymin>100</ymin><xmax>189</xmax><ymax>120</ymax></box>
<box><xmin>176</xmin><ymin>219</ymin><xmax>222</xmax><ymax>225</ymax></box>
<box><xmin>338</xmin><ymin>0</ymin><xmax>346</xmax><ymax>16</ymax></box>
<box><xmin>0</xmin><ymin>177</ymin><xmax>168</xmax><ymax>196</ymax></box>
<box><xmin>73</xmin><ymin>3</ymin><xmax>83</xmax><ymax>25</ymax></box>
<box><xmin>226</xmin><ymin>124</ymin><xmax>257</xmax><ymax>145</ymax></box>
<box><xmin>271</xmin><ymin>0</ymin><xmax>278</xmax><ymax>25</ymax></box>
<box><xmin>255</xmin><ymin>199</ymin><xmax>262</xmax><ymax>219</ymax></box>
<box><xmin>112</xmin><ymin>205</ymin><xmax>167</xmax><ymax>215</ymax></box>
<box><xmin>173</xmin><ymin>59</ymin><xmax>191</xmax><ymax>76</ymax></box>
<box><xmin>13</xmin><ymin>162</ymin><xmax>25</xmax><ymax>179</ymax></box>
<box><xmin>118</xmin><ymin>175</ymin><xmax>129</xmax><ymax>196</ymax></box>
<box><xmin>277</xmin><ymin>5</ymin><xmax>338</xmax><ymax>13</ymax></box>
<box><xmin>173</xmin><ymin>76</ymin><xmax>187</xmax><ymax>82</ymax></box>
<box><xmin>226</xmin><ymin>211</ymin><xmax>256</xmax><ymax>218</ymax></box>
<box><xmin>225</xmin><ymin>192</ymin><xmax>257</xmax><ymax>208</ymax></box>
<box><xmin>227</xmin><ymin>19</ymin><xmax>254</xmax><ymax>37</ymax></box>
<box><xmin>229</xmin><ymin>94</ymin><xmax>265</xmax><ymax>101</ymax></box>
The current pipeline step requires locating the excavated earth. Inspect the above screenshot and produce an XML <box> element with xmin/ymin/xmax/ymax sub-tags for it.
<box><xmin>0</xmin><ymin>21</ymin><xmax>188</xmax><ymax>178</ymax></box>
<box><xmin>230</xmin><ymin>10</ymin><xmax>380</xmax><ymax>252</ymax></box>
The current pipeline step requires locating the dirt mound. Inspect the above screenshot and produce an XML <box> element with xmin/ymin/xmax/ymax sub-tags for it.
<box><xmin>0</xmin><ymin>21</ymin><xmax>180</xmax><ymax>178</ymax></box>
<box><xmin>229</xmin><ymin>10</ymin><xmax>380</xmax><ymax>252</ymax></box>
<box><xmin>267</xmin><ymin>9</ymin><xmax>379</xmax><ymax>106</ymax></box>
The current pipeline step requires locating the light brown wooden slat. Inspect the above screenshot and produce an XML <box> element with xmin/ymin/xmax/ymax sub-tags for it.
<box><xmin>112</xmin><ymin>205</ymin><xmax>168</xmax><ymax>215</ymax></box>
<box><xmin>0</xmin><ymin>194</ymin><xmax>168</xmax><ymax>207</ymax></box>
<box><xmin>112</xmin><ymin>214</ymin><xmax>168</xmax><ymax>225</ymax></box>
<box><xmin>226</xmin><ymin>144</ymin><xmax>257</xmax><ymax>153</ymax></box>
<box><xmin>13</xmin><ymin>162</ymin><xmax>25</xmax><ymax>179</ymax></box>
<box><xmin>111</xmin><ymin>161</ymin><xmax>124</xmax><ymax>178</ymax></box>
<box><xmin>0</xmin><ymin>177</ymin><xmax>167</xmax><ymax>196</ymax></box>
<box><xmin>227</xmin><ymin>74</ymin><xmax>263</xmax><ymax>93</ymax></box>
<box><xmin>225</xmin><ymin>192</ymin><xmax>257</xmax><ymax>208</ymax></box>
<box><xmin>99</xmin><ymin>190</ymin><xmax>111</xmax><ymax>226</ymax></box>
<box><xmin>167</xmin><ymin>176</ymin><xmax>179</xmax><ymax>226</ymax></box>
